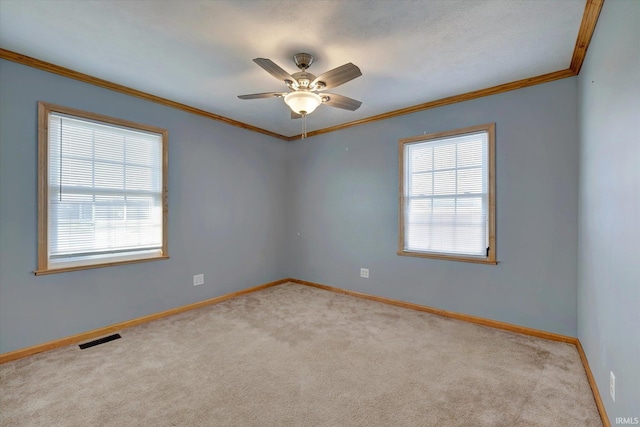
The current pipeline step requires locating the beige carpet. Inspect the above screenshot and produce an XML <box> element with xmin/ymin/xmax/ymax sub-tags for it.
<box><xmin>0</xmin><ymin>283</ymin><xmax>601</xmax><ymax>426</ymax></box>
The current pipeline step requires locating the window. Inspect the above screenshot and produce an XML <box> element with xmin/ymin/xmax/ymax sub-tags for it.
<box><xmin>36</xmin><ymin>102</ymin><xmax>168</xmax><ymax>274</ymax></box>
<box><xmin>398</xmin><ymin>123</ymin><xmax>496</xmax><ymax>264</ymax></box>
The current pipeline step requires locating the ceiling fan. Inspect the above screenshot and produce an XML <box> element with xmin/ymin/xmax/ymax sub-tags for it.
<box><xmin>238</xmin><ymin>53</ymin><xmax>362</xmax><ymax>126</ymax></box>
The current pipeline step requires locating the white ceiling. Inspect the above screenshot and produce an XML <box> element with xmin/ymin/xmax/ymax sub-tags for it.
<box><xmin>0</xmin><ymin>0</ymin><xmax>586</xmax><ymax>138</ymax></box>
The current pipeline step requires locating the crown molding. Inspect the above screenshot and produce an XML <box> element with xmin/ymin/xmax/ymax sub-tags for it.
<box><xmin>0</xmin><ymin>0</ymin><xmax>603</xmax><ymax>141</ymax></box>
<box><xmin>0</xmin><ymin>48</ymin><xmax>290</xmax><ymax>141</ymax></box>
<box><xmin>570</xmin><ymin>0</ymin><xmax>605</xmax><ymax>74</ymax></box>
<box><xmin>287</xmin><ymin>0</ymin><xmax>605</xmax><ymax>140</ymax></box>
<box><xmin>288</xmin><ymin>68</ymin><xmax>576</xmax><ymax>141</ymax></box>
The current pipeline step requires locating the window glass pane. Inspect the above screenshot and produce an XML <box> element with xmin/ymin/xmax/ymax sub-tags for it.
<box><xmin>457</xmin><ymin>168</ymin><xmax>483</xmax><ymax>194</ymax></box>
<box><xmin>433</xmin><ymin>143</ymin><xmax>456</xmax><ymax>170</ymax></box>
<box><xmin>94</xmin><ymin>162</ymin><xmax>124</xmax><ymax>189</ymax></box>
<box><xmin>410</xmin><ymin>146</ymin><xmax>433</xmax><ymax>172</ymax></box>
<box><xmin>457</xmin><ymin>140</ymin><xmax>483</xmax><ymax>167</ymax></box>
<box><xmin>61</xmin><ymin>125</ymin><xmax>93</xmax><ymax>158</ymax></box>
<box><xmin>94</xmin><ymin>195</ymin><xmax>125</xmax><ymax>221</ymax></box>
<box><xmin>410</xmin><ymin>172</ymin><xmax>433</xmax><ymax>196</ymax></box>
<box><xmin>126</xmin><ymin>197</ymin><xmax>153</xmax><ymax>221</ymax></box>
<box><xmin>456</xmin><ymin>196</ymin><xmax>484</xmax><ymax>215</ymax></box>
<box><xmin>433</xmin><ymin>170</ymin><xmax>456</xmax><ymax>195</ymax></box>
<box><xmin>95</xmin><ymin>132</ymin><xmax>124</xmax><ymax>162</ymax></box>
<box><xmin>407</xmin><ymin>198</ymin><xmax>432</xmax><ymax>213</ymax></box>
<box><xmin>126</xmin><ymin>166</ymin><xmax>153</xmax><ymax>191</ymax></box>
<box><xmin>126</xmin><ymin>136</ymin><xmax>155</xmax><ymax>165</ymax></box>
<box><xmin>60</xmin><ymin>158</ymin><xmax>93</xmax><ymax>187</ymax></box>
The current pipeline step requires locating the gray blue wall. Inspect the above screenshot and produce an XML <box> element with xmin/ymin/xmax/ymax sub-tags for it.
<box><xmin>577</xmin><ymin>0</ymin><xmax>640</xmax><ymax>422</ymax></box>
<box><xmin>286</xmin><ymin>77</ymin><xmax>580</xmax><ymax>336</ymax></box>
<box><xmin>0</xmin><ymin>60</ymin><xmax>289</xmax><ymax>354</ymax></box>
<box><xmin>0</xmin><ymin>59</ymin><xmax>583</xmax><ymax>355</ymax></box>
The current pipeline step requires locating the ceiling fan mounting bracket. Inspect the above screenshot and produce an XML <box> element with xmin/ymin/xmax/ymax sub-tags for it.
<box><xmin>293</xmin><ymin>52</ymin><xmax>314</xmax><ymax>70</ymax></box>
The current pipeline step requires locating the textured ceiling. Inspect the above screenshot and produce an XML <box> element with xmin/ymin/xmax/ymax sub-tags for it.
<box><xmin>0</xmin><ymin>0</ymin><xmax>586</xmax><ymax>138</ymax></box>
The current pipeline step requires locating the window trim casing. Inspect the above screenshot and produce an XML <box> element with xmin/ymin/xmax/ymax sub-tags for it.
<box><xmin>36</xmin><ymin>102</ymin><xmax>169</xmax><ymax>275</ymax></box>
<box><xmin>398</xmin><ymin>123</ymin><xmax>496</xmax><ymax>264</ymax></box>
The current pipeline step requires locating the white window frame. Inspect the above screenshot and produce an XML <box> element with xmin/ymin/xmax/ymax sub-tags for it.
<box><xmin>36</xmin><ymin>102</ymin><xmax>169</xmax><ymax>275</ymax></box>
<box><xmin>398</xmin><ymin>123</ymin><xmax>496</xmax><ymax>264</ymax></box>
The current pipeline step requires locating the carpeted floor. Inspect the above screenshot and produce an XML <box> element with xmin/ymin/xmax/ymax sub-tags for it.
<box><xmin>0</xmin><ymin>283</ymin><xmax>601</xmax><ymax>426</ymax></box>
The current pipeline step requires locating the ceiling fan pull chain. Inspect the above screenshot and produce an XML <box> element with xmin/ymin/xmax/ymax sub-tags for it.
<box><xmin>302</xmin><ymin>113</ymin><xmax>307</xmax><ymax>139</ymax></box>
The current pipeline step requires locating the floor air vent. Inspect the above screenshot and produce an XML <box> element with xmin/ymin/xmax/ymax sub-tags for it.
<box><xmin>79</xmin><ymin>334</ymin><xmax>121</xmax><ymax>349</ymax></box>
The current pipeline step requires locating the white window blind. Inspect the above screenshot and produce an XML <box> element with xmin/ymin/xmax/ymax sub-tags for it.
<box><xmin>47</xmin><ymin>112</ymin><xmax>164</xmax><ymax>266</ymax></box>
<box><xmin>403</xmin><ymin>130</ymin><xmax>489</xmax><ymax>258</ymax></box>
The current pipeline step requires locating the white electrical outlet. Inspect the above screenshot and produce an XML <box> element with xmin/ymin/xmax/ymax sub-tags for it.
<box><xmin>360</xmin><ymin>268</ymin><xmax>369</xmax><ymax>278</ymax></box>
<box><xmin>193</xmin><ymin>274</ymin><xmax>204</xmax><ymax>286</ymax></box>
<box><xmin>610</xmin><ymin>371</ymin><xmax>615</xmax><ymax>402</ymax></box>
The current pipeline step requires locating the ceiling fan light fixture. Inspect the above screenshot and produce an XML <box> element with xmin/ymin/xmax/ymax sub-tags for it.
<box><xmin>284</xmin><ymin>91</ymin><xmax>322</xmax><ymax>115</ymax></box>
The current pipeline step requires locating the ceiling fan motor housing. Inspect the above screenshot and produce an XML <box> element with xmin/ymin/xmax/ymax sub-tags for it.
<box><xmin>292</xmin><ymin>72</ymin><xmax>316</xmax><ymax>88</ymax></box>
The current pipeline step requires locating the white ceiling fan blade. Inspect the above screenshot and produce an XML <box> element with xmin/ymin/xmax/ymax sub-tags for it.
<box><xmin>253</xmin><ymin>58</ymin><xmax>297</xmax><ymax>85</ymax></box>
<box><xmin>322</xmin><ymin>93</ymin><xmax>362</xmax><ymax>111</ymax></box>
<box><xmin>237</xmin><ymin>92</ymin><xmax>285</xmax><ymax>100</ymax></box>
<box><xmin>311</xmin><ymin>63</ymin><xmax>362</xmax><ymax>90</ymax></box>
